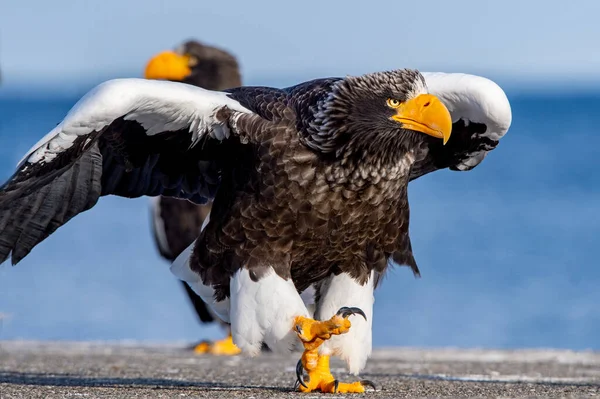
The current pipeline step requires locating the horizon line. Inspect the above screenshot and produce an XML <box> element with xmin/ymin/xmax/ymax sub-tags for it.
<box><xmin>2</xmin><ymin>70</ymin><xmax>600</xmax><ymax>98</ymax></box>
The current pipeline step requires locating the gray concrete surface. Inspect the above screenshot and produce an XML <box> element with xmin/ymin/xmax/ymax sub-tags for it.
<box><xmin>1</xmin><ymin>341</ymin><xmax>599</xmax><ymax>398</ymax></box>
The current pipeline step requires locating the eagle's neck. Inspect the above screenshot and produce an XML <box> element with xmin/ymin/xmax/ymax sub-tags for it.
<box><xmin>325</xmin><ymin>144</ymin><xmax>418</xmax><ymax>193</ymax></box>
<box><xmin>327</xmin><ymin>129</ymin><xmax>424</xmax><ymax>185</ymax></box>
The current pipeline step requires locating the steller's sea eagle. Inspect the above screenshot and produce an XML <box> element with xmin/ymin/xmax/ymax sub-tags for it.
<box><xmin>0</xmin><ymin>68</ymin><xmax>511</xmax><ymax>393</ymax></box>
<box><xmin>145</xmin><ymin>39</ymin><xmax>244</xmax><ymax>356</ymax></box>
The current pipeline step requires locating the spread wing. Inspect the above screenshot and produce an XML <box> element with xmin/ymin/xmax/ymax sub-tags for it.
<box><xmin>410</xmin><ymin>72</ymin><xmax>512</xmax><ymax>181</ymax></box>
<box><xmin>0</xmin><ymin>78</ymin><xmax>254</xmax><ymax>265</ymax></box>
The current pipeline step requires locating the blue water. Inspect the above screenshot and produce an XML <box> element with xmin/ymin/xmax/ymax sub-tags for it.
<box><xmin>0</xmin><ymin>86</ymin><xmax>598</xmax><ymax>349</ymax></box>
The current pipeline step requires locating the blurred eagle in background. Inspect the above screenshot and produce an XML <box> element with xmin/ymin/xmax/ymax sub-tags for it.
<box><xmin>144</xmin><ymin>39</ymin><xmax>244</xmax><ymax>356</ymax></box>
<box><xmin>0</xmin><ymin>55</ymin><xmax>511</xmax><ymax>392</ymax></box>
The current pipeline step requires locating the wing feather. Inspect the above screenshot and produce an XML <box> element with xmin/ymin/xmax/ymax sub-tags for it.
<box><xmin>410</xmin><ymin>72</ymin><xmax>512</xmax><ymax>180</ymax></box>
<box><xmin>0</xmin><ymin>78</ymin><xmax>254</xmax><ymax>265</ymax></box>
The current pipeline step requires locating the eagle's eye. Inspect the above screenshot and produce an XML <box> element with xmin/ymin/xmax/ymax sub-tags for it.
<box><xmin>187</xmin><ymin>55</ymin><xmax>199</xmax><ymax>67</ymax></box>
<box><xmin>386</xmin><ymin>98</ymin><xmax>401</xmax><ymax>108</ymax></box>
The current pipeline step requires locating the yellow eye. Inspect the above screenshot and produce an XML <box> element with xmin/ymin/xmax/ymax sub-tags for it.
<box><xmin>187</xmin><ymin>55</ymin><xmax>198</xmax><ymax>67</ymax></box>
<box><xmin>387</xmin><ymin>98</ymin><xmax>401</xmax><ymax>108</ymax></box>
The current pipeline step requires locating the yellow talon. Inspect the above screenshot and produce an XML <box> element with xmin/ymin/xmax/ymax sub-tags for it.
<box><xmin>293</xmin><ymin>307</ymin><xmax>375</xmax><ymax>393</ymax></box>
<box><xmin>193</xmin><ymin>334</ymin><xmax>241</xmax><ymax>356</ymax></box>
<box><xmin>193</xmin><ymin>341</ymin><xmax>211</xmax><ymax>354</ymax></box>
<box><xmin>297</xmin><ymin>355</ymin><xmax>371</xmax><ymax>393</ymax></box>
<box><xmin>294</xmin><ymin>314</ymin><xmax>351</xmax><ymax>351</ymax></box>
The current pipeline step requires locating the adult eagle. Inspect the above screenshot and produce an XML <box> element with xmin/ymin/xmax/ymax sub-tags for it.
<box><xmin>145</xmin><ymin>39</ymin><xmax>243</xmax><ymax>356</ymax></box>
<box><xmin>0</xmin><ymin>68</ymin><xmax>511</xmax><ymax>393</ymax></box>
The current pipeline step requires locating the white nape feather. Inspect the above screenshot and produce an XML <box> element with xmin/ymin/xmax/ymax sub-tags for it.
<box><xmin>19</xmin><ymin>78</ymin><xmax>252</xmax><ymax>167</ymax></box>
<box><xmin>316</xmin><ymin>272</ymin><xmax>375</xmax><ymax>375</ymax></box>
<box><xmin>230</xmin><ymin>268</ymin><xmax>310</xmax><ymax>356</ymax></box>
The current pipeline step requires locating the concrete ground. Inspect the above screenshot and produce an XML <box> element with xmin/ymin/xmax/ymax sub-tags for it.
<box><xmin>0</xmin><ymin>341</ymin><xmax>599</xmax><ymax>398</ymax></box>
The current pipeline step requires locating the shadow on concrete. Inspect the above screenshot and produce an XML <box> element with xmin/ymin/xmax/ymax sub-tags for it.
<box><xmin>0</xmin><ymin>371</ymin><xmax>292</xmax><ymax>392</ymax></box>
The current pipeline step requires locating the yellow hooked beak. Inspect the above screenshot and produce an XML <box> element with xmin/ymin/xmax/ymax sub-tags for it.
<box><xmin>144</xmin><ymin>50</ymin><xmax>192</xmax><ymax>81</ymax></box>
<box><xmin>391</xmin><ymin>94</ymin><xmax>452</xmax><ymax>145</ymax></box>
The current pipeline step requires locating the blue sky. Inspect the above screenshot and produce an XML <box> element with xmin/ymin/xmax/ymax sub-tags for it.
<box><xmin>1</xmin><ymin>0</ymin><xmax>600</xmax><ymax>89</ymax></box>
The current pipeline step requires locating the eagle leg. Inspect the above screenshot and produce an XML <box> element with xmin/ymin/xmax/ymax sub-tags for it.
<box><xmin>293</xmin><ymin>307</ymin><xmax>375</xmax><ymax>393</ymax></box>
<box><xmin>193</xmin><ymin>332</ymin><xmax>242</xmax><ymax>356</ymax></box>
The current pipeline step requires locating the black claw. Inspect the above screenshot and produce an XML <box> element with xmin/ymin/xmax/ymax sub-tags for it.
<box><xmin>333</xmin><ymin>379</ymin><xmax>339</xmax><ymax>393</ymax></box>
<box><xmin>336</xmin><ymin>306</ymin><xmax>367</xmax><ymax>321</ymax></box>
<box><xmin>295</xmin><ymin>359</ymin><xmax>308</xmax><ymax>389</ymax></box>
<box><xmin>295</xmin><ymin>324</ymin><xmax>302</xmax><ymax>334</ymax></box>
<box><xmin>361</xmin><ymin>379</ymin><xmax>377</xmax><ymax>391</ymax></box>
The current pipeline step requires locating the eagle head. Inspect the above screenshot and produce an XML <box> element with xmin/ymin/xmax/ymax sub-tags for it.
<box><xmin>144</xmin><ymin>40</ymin><xmax>241</xmax><ymax>89</ymax></box>
<box><xmin>306</xmin><ymin>69</ymin><xmax>452</xmax><ymax>163</ymax></box>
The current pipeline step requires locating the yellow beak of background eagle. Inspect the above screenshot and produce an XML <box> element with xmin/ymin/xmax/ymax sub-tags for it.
<box><xmin>391</xmin><ymin>94</ymin><xmax>452</xmax><ymax>144</ymax></box>
<box><xmin>144</xmin><ymin>50</ymin><xmax>193</xmax><ymax>81</ymax></box>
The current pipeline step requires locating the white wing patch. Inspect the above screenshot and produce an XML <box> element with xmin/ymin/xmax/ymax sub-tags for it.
<box><xmin>422</xmin><ymin>72</ymin><xmax>512</xmax><ymax>141</ymax></box>
<box><xmin>19</xmin><ymin>78</ymin><xmax>252</xmax><ymax>167</ymax></box>
<box><xmin>422</xmin><ymin>72</ymin><xmax>512</xmax><ymax>171</ymax></box>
